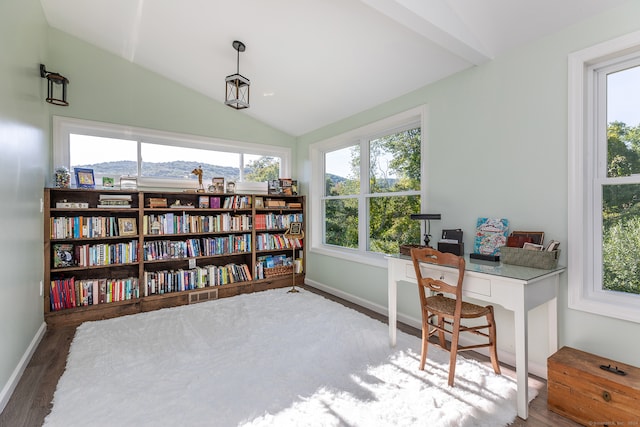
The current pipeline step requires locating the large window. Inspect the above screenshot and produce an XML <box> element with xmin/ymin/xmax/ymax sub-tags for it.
<box><xmin>311</xmin><ymin>107</ymin><xmax>425</xmax><ymax>263</ymax></box>
<box><xmin>568</xmin><ymin>31</ymin><xmax>640</xmax><ymax>323</ymax></box>
<box><xmin>54</xmin><ymin>117</ymin><xmax>290</xmax><ymax>189</ymax></box>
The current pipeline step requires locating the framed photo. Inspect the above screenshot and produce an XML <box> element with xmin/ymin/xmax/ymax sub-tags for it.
<box><xmin>211</xmin><ymin>177</ymin><xmax>225</xmax><ymax>194</ymax></box>
<box><xmin>226</xmin><ymin>181</ymin><xmax>236</xmax><ymax>193</ymax></box>
<box><xmin>287</xmin><ymin>222</ymin><xmax>303</xmax><ymax>237</ymax></box>
<box><xmin>120</xmin><ymin>176</ymin><xmax>138</xmax><ymax>190</ymax></box>
<box><xmin>255</xmin><ymin>197</ymin><xmax>264</xmax><ymax>208</ymax></box>
<box><xmin>102</xmin><ymin>176</ymin><xmax>115</xmax><ymax>188</ymax></box>
<box><xmin>511</xmin><ymin>231</ymin><xmax>544</xmax><ymax>246</ymax></box>
<box><xmin>74</xmin><ymin>168</ymin><xmax>95</xmax><ymax>189</ymax></box>
<box><xmin>118</xmin><ymin>218</ymin><xmax>137</xmax><ymax>236</ymax></box>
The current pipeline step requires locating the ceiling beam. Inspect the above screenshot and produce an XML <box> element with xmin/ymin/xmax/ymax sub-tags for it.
<box><xmin>361</xmin><ymin>0</ymin><xmax>492</xmax><ymax>65</ymax></box>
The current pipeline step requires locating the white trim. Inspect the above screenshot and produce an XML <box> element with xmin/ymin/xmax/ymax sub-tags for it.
<box><xmin>0</xmin><ymin>322</ymin><xmax>47</xmax><ymax>413</ymax></box>
<box><xmin>309</xmin><ymin>105</ymin><xmax>426</xmax><ymax>263</ymax></box>
<box><xmin>568</xmin><ymin>30</ymin><xmax>640</xmax><ymax>323</ymax></box>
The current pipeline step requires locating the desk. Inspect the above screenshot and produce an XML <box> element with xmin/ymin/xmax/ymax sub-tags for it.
<box><xmin>387</xmin><ymin>254</ymin><xmax>565</xmax><ymax>420</ymax></box>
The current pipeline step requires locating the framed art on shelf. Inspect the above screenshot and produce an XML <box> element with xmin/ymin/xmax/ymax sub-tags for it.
<box><xmin>118</xmin><ymin>218</ymin><xmax>137</xmax><ymax>236</ymax></box>
<box><xmin>74</xmin><ymin>168</ymin><xmax>95</xmax><ymax>189</ymax></box>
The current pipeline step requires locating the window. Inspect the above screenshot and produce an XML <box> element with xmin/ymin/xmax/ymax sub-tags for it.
<box><xmin>54</xmin><ymin>117</ymin><xmax>290</xmax><ymax>189</ymax></box>
<box><xmin>568</xmin><ymin>31</ymin><xmax>640</xmax><ymax>323</ymax></box>
<box><xmin>310</xmin><ymin>106</ymin><xmax>425</xmax><ymax>265</ymax></box>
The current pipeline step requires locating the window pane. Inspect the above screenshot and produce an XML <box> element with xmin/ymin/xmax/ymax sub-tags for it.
<box><xmin>602</xmin><ymin>183</ymin><xmax>640</xmax><ymax>294</ymax></box>
<box><xmin>324</xmin><ymin>199</ymin><xmax>358</xmax><ymax>248</ymax></box>
<box><xmin>607</xmin><ymin>66</ymin><xmax>640</xmax><ymax>177</ymax></box>
<box><xmin>243</xmin><ymin>155</ymin><xmax>280</xmax><ymax>182</ymax></box>
<box><xmin>141</xmin><ymin>143</ymin><xmax>240</xmax><ymax>181</ymax></box>
<box><xmin>325</xmin><ymin>145</ymin><xmax>360</xmax><ymax>196</ymax></box>
<box><xmin>370</xmin><ymin>128</ymin><xmax>421</xmax><ymax>193</ymax></box>
<box><xmin>70</xmin><ymin>134</ymin><xmax>137</xmax><ymax>177</ymax></box>
<box><xmin>368</xmin><ymin>195</ymin><xmax>421</xmax><ymax>254</ymax></box>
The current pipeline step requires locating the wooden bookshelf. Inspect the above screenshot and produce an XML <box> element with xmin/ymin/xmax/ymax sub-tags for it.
<box><xmin>44</xmin><ymin>188</ymin><xmax>306</xmax><ymax>326</ymax></box>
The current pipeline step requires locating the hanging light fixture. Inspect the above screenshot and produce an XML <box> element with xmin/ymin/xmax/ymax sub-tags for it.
<box><xmin>225</xmin><ymin>40</ymin><xmax>250</xmax><ymax>109</ymax></box>
<box><xmin>40</xmin><ymin>64</ymin><xmax>69</xmax><ymax>106</ymax></box>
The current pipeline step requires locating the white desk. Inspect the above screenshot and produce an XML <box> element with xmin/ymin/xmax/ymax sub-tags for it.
<box><xmin>387</xmin><ymin>254</ymin><xmax>565</xmax><ymax>420</ymax></box>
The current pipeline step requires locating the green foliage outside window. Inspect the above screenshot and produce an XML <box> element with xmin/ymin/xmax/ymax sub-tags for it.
<box><xmin>603</xmin><ymin>122</ymin><xmax>640</xmax><ymax>295</ymax></box>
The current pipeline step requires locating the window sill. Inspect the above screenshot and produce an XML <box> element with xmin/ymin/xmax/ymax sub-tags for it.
<box><xmin>309</xmin><ymin>246</ymin><xmax>388</xmax><ymax>269</ymax></box>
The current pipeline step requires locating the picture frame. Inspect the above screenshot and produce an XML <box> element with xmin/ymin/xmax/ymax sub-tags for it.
<box><xmin>226</xmin><ymin>181</ymin><xmax>236</xmax><ymax>193</ymax></box>
<box><xmin>287</xmin><ymin>221</ymin><xmax>303</xmax><ymax>237</ymax></box>
<box><xmin>511</xmin><ymin>231</ymin><xmax>544</xmax><ymax>246</ymax></box>
<box><xmin>118</xmin><ymin>217</ymin><xmax>137</xmax><ymax>236</ymax></box>
<box><xmin>74</xmin><ymin>168</ymin><xmax>95</xmax><ymax>189</ymax></box>
<box><xmin>211</xmin><ymin>177</ymin><xmax>225</xmax><ymax>194</ymax></box>
<box><xmin>102</xmin><ymin>176</ymin><xmax>115</xmax><ymax>188</ymax></box>
<box><xmin>120</xmin><ymin>176</ymin><xmax>138</xmax><ymax>190</ymax></box>
<box><xmin>255</xmin><ymin>197</ymin><xmax>264</xmax><ymax>208</ymax></box>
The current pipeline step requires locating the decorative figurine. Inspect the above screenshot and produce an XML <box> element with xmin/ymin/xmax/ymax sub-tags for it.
<box><xmin>191</xmin><ymin>166</ymin><xmax>204</xmax><ymax>192</ymax></box>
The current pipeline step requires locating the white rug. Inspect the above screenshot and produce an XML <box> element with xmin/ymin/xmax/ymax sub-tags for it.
<box><xmin>44</xmin><ymin>288</ymin><xmax>533</xmax><ymax>427</ymax></box>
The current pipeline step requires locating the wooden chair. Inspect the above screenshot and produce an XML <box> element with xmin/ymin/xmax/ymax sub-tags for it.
<box><xmin>410</xmin><ymin>247</ymin><xmax>501</xmax><ymax>386</ymax></box>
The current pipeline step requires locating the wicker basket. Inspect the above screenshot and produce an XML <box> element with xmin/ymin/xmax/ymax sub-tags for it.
<box><xmin>501</xmin><ymin>246</ymin><xmax>560</xmax><ymax>269</ymax></box>
<box><xmin>265</xmin><ymin>265</ymin><xmax>294</xmax><ymax>278</ymax></box>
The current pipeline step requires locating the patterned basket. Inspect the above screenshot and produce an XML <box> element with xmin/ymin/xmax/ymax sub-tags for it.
<box><xmin>265</xmin><ymin>265</ymin><xmax>294</xmax><ymax>278</ymax></box>
<box><xmin>501</xmin><ymin>247</ymin><xmax>560</xmax><ymax>269</ymax></box>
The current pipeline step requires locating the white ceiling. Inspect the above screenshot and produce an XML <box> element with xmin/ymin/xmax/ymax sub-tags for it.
<box><xmin>40</xmin><ymin>0</ymin><xmax>627</xmax><ymax>136</ymax></box>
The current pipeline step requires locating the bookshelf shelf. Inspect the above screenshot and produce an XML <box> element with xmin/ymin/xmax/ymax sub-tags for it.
<box><xmin>44</xmin><ymin>188</ymin><xmax>305</xmax><ymax>326</ymax></box>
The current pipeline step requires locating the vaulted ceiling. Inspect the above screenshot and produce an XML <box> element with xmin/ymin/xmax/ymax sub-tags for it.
<box><xmin>40</xmin><ymin>0</ymin><xmax>627</xmax><ymax>136</ymax></box>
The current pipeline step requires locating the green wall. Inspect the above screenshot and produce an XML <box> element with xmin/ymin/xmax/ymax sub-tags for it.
<box><xmin>0</xmin><ymin>0</ymin><xmax>49</xmax><ymax>405</ymax></box>
<box><xmin>299</xmin><ymin>0</ymin><xmax>640</xmax><ymax>370</ymax></box>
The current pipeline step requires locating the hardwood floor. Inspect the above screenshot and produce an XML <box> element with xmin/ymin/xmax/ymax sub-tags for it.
<box><xmin>0</xmin><ymin>285</ymin><xmax>580</xmax><ymax>427</ymax></box>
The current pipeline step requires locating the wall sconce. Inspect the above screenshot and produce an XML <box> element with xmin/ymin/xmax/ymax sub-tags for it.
<box><xmin>225</xmin><ymin>40</ymin><xmax>250</xmax><ymax>109</ymax></box>
<box><xmin>40</xmin><ymin>64</ymin><xmax>69</xmax><ymax>106</ymax></box>
<box><xmin>410</xmin><ymin>213</ymin><xmax>442</xmax><ymax>247</ymax></box>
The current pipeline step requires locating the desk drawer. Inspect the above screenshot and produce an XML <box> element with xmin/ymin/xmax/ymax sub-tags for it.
<box><xmin>406</xmin><ymin>264</ymin><xmax>491</xmax><ymax>297</ymax></box>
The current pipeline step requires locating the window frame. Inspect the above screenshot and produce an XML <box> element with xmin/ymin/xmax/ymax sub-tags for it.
<box><xmin>309</xmin><ymin>106</ymin><xmax>427</xmax><ymax>268</ymax></box>
<box><xmin>52</xmin><ymin>116</ymin><xmax>291</xmax><ymax>189</ymax></box>
<box><xmin>568</xmin><ymin>30</ymin><xmax>640</xmax><ymax>323</ymax></box>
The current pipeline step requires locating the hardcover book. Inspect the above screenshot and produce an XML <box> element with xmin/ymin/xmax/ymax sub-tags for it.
<box><xmin>53</xmin><ymin>243</ymin><xmax>75</xmax><ymax>268</ymax></box>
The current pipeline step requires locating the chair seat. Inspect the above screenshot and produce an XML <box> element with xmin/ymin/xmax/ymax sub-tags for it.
<box><xmin>426</xmin><ymin>294</ymin><xmax>491</xmax><ymax>318</ymax></box>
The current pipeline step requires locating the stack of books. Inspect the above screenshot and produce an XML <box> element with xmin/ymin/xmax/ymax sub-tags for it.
<box><xmin>98</xmin><ymin>194</ymin><xmax>132</xmax><ymax>208</ymax></box>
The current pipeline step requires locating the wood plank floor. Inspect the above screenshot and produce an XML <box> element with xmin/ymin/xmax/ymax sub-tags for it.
<box><xmin>0</xmin><ymin>286</ymin><xmax>580</xmax><ymax>427</ymax></box>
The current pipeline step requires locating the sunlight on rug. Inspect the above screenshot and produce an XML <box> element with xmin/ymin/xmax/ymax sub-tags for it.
<box><xmin>44</xmin><ymin>289</ymin><xmax>535</xmax><ymax>427</ymax></box>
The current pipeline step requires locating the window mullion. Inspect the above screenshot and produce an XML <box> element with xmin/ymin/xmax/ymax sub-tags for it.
<box><xmin>360</xmin><ymin>137</ymin><xmax>370</xmax><ymax>252</ymax></box>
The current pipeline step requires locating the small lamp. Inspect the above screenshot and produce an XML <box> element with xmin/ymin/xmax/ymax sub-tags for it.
<box><xmin>225</xmin><ymin>40</ymin><xmax>250</xmax><ymax>109</ymax></box>
<box><xmin>40</xmin><ymin>64</ymin><xmax>69</xmax><ymax>106</ymax></box>
<box><xmin>410</xmin><ymin>213</ymin><xmax>442</xmax><ymax>247</ymax></box>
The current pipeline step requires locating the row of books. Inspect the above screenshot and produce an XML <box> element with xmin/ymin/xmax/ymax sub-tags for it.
<box><xmin>222</xmin><ymin>195</ymin><xmax>252</xmax><ymax>209</ymax></box>
<box><xmin>143</xmin><ymin>234</ymin><xmax>252</xmax><ymax>260</ymax></box>
<box><xmin>142</xmin><ymin>212</ymin><xmax>252</xmax><ymax>235</ymax></box>
<box><xmin>143</xmin><ymin>263</ymin><xmax>252</xmax><ymax>295</ymax></box>
<box><xmin>255</xmin><ymin>233</ymin><xmax>303</xmax><ymax>251</ymax></box>
<box><xmin>50</xmin><ymin>216</ymin><xmax>124</xmax><ymax>239</ymax></box>
<box><xmin>53</xmin><ymin>241</ymin><xmax>139</xmax><ymax>268</ymax></box>
<box><xmin>49</xmin><ymin>276</ymin><xmax>139</xmax><ymax>311</ymax></box>
<box><xmin>254</xmin><ymin>213</ymin><xmax>303</xmax><ymax>231</ymax></box>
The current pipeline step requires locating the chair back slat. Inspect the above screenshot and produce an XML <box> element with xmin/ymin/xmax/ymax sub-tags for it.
<box><xmin>411</xmin><ymin>247</ymin><xmax>465</xmax><ymax>298</ymax></box>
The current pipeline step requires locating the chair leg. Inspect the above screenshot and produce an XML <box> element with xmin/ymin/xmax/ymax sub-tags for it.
<box><xmin>419</xmin><ymin>314</ymin><xmax>429</xmax><ymax>370</ymax></box>
<box><xmin>437</xmin><ymin>316</ymin><xmax>447</xmax><ymax>350</ymax></box>
<box><xmin>487</xmin><ymin>306</ymin><xmax>501</xmax><ymax>375</ymax></box>
<box><xmin>448</xmin><ymin>320</ymin><xmax>461</xmax><ymax>387</ymax></box>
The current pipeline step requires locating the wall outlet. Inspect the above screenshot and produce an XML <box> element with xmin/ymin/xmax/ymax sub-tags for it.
<box><xmin>39</xmin><ymin>280</ymin><xmax>43</xmax><ymax>296</ymax></box>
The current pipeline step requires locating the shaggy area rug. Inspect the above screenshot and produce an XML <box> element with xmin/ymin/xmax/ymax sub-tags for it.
<box><xmin>44</xmin><ymin>288</ymin><xmax>533</xmax><ymax>426</ymax></box>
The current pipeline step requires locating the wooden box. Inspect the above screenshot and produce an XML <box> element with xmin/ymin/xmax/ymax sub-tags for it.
<box><xmin>547</xmin><ymin>346</ymin><xmax>640</xmax><ymax>426</ymax></box>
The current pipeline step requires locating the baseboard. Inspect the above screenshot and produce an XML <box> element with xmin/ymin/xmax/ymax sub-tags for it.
<box><xmin>0</xmin><ymin>322</ymin><xmax>47</xmax><ymax>413</ymax></box>
<box><xmin>304</xmin><ymin>278</ymin><xmax>547</xmax><ymax>379</ymax></box>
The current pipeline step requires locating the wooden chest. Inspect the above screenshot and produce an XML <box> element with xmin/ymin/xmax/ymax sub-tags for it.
<box><xmin>548</xmin><ymin>346</ymin><xmax>640</xmax><ymax>426</ymax></box>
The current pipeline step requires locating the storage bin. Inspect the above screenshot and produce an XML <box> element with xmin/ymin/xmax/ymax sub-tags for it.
<box><xmin>500</xmin><ymin>246</ymin><xmax>560</xmax><ymax>269</ymax></box>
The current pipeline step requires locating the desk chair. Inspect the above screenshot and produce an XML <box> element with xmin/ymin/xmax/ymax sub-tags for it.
<box><xmin>410</xmin><ymin>247</ymin><xmax>501</xmax><ymax>386</ymax></box>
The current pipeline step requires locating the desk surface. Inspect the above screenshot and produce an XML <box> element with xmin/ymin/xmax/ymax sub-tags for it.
<box><xmin>387</xmin><ymin>253</ymin><xmax>566</xmax><ymax>282</ymax></box>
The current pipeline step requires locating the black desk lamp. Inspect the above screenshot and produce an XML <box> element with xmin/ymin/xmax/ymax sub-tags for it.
<box><xmin>410</xmin><ymin>214</ymin><xmax>442</xmax><ymax>247</ymax></box>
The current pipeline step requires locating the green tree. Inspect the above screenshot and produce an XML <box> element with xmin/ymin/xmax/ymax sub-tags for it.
<box><xmin>244</xmin><ymin>157</ymin><xmax>280</xmax><ymax>182</ymax></box>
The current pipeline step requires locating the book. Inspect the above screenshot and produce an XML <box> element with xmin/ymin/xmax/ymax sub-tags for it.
<box><xmin>53</xmin><ymin>243</ymin><xmax>75</xmax><ymax>268</ymax></box>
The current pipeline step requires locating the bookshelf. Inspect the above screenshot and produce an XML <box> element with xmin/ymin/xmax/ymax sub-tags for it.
<box><xmin>44</xmin><ymin>188</ymin><xmax>306</xmax><ymax>326</ymax></box>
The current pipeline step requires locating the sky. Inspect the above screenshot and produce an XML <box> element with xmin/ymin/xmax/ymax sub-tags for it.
<box><xmin>607</xmin><ymin>65</ymin><xmax>640</xmax><ymax>127</ymax></box>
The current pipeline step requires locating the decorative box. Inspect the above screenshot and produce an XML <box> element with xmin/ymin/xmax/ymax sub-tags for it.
<box><xmin>500</xmin><ymin>246</ymin><xmax>560</xmax><ymax>269</ymax></box>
